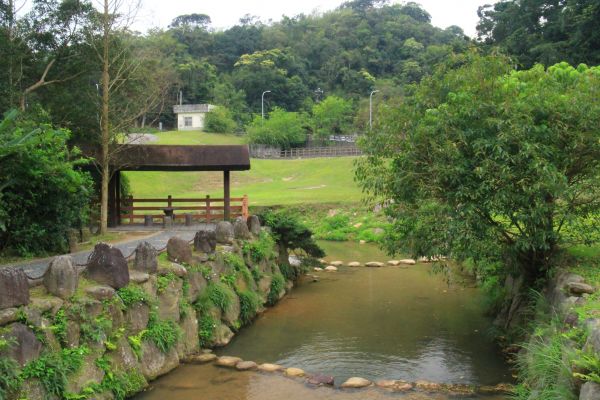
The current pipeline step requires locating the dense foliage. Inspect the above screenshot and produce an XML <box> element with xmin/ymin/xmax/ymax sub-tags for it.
<box><xmin>477</xmin><ymin>0</ymin><xmax>600</xmax><ymax>68</ymax></box>
<box><xmin>246</xmin><ymin>108</ymin><xmax>307</xmax><ymax>149</ymax></box>
<box><xmin>0</xmin><ymin>111</ymin><xmax>92</xmax><ymax>256</ymax></box>
<box><xmin>357</xmin><ymin>54</ymin><xmax>600</xmax><ymax>290</ymax></box>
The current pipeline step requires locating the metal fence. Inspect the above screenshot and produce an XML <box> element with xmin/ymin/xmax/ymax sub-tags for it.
<box><xmin>249</xmin><ymin>144</ymin><xmax>362</xmax><ymax>159</ymax></box>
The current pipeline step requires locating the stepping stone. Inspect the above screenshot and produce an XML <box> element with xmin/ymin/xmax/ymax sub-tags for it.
<box><xmin>236</xmin><ymin>361</ymin><xmax>258</xmax><ymax>371</ymax></box>
<box><xmin>415</xmin><ymin>380</ymin><xmax>443</xmax><ymax>391</ymax></box>
<box><xmin>387</xmin><ymin>260</ymin><xmax>401</xmax><ymax>266</ymax></box>
<box><xmin>285</xmin><ymin>367</ymin><xmax>305</xmax><ymax>377</ymax></box>
<box><xmin>399</xmin><ymin>259</ymin><xmax>416</xmax><ymax>265</ymax></box>
<box><xmin>341</xmin><ymin>377</ymin><xmax>372</xmax><ymax>388</ymax></box>
<box><xmin>308</xmin><ymin>374</ymin><xmax>334</xmax><ymax>386</ymax></box>
<box><xmin>329</xmin><ymin>261</ymin><xmax>344</xmax><ymax>267</ymax></box>
<box><xmin>365</xmin><ymin>261</ymin><xmax>384</xmax><ymax>268</ymax></box>
<box><xmin>347</xmin><ymin>262</ymin><xmax>361</xmax><ymax>267</ymax></box>
<box><xmin>258</xmin><ymin>363</ymin><xmax>283</xmax><ymax>372</ymax></box>
<box><xmin>359</xmin><ymin>240</ymin><xmax>366</xmax><ymax>244</ymax></box>
<box><xmin>313</xmin><ymin>267</ymin><xmax>323</xmax><ymax>272</ymax></box>
<box><xmin>324</xmin><ymin>266</ymin><xmax>338</xmax><ymax>272</ymax></box>
<box><xmin>215</xmin><ymin>356</ymin><xmax>242</xmax><ymax>368</ymax></box>
<box><xmin>186</xmin><ymin>353</ymin><xmax>217</xmax><ymax>363</ymax></box>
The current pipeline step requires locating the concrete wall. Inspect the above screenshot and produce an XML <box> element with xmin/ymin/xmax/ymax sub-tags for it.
<box><xmin>177</xmin><ymin>112</ymin><xmax>207</xmax><ymax>131</ymax></box>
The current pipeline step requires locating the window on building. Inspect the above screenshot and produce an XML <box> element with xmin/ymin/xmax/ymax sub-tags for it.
<box><xmin>184</xmin><ymin>117</ymin><xmax>193</xmax><ymax>127</ymax></box>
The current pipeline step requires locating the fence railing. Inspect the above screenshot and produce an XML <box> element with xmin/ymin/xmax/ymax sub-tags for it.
<box><xmin>249</xmin><ymin>144</ymin><xmax>362</xmax><ymax>159</ymax></box>
<box><xmin>120</xmin><ymin>195</ymin><xmax>248</xmax><ymax>224</ymax></box>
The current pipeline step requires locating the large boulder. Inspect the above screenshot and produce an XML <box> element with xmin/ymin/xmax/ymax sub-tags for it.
<box><xmin>215</xmin><ymin>221</ymin><xmax>234</xmax><ymax>244</ymax></box>
<box><xmin>193</xmin><ymin>230</ymin><xmax>217</xmax><ymax>253</ymax></box>
<box><xmin>158</xmin><ymin>279</ymin><xmax>182</xmax><ymax>322</ymax></box>
<box><xmin>86</xmin><ymin>243</ymin><xmax>130</xmax><ymax>289</ymax></box>
<box><xmin>66</xmin><ymin>353</ymin><xmax>105</xmax><ymax>394</ymax></box>
<box><xmin>222</xmin><ymin>294</ymin><xmax>241</xmax><ymax>329</ymax></box>
<box><xmin>139</xmin><ymin>341</ymin><xmax>179</xmax><ymax>380</ymax></box>
<box><xmin>125</xmin><ymin>302</ymin><xmax>150</xmax><ymax>335</ymax></box>
<box><xmin>43</xmin><ymin>256</ymin><xmax>78</xmax><ymax>300</ymax></box>
<box><xmin>177</xmin><ymin>311</ymin><xmax>199</xmax><ymax>358</ymax></box>
<box><xmin>212</xmin><ymin>323</ymin><xmax>234</xmax><ymax>347</ymax></box>
<box><xmin>134</xmin><ymin>242</ymin><xmax>158</xmax><ymax>273</ymax></box>
<box><xmin>580</xmin><ymin>382</ymin><xmax>600</xmax><ymax>400</ymax></box>
<box><xmin>233</xmin><ymin>217</ymin><xmax>252</xmax><ymax>240</ymax></box>
<box><xmin>166</xmin><ymin>237</ymin><xmax>192</xmax><ymax>264</ymax></box>
<box><xmin>0</xmin><ymin>323</ymin><xmax>43</xmax><ymax>366</ymax></box>
<box><xmin>187</xmin><ymin>271</ymin><xmax>207</xmax><ymax>303</ymax></box>
<box><xmin>247</xmin><ymin>215</ymin><xmax>261</xmax><ymax>236</ymax></box>
<box><xmin>0</xmin><ymin>267</ymin><xmax>29</xmax><ymax>309</ymax></box>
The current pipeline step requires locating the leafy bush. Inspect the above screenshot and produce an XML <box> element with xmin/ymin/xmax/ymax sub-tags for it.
<box><xmin>117</xmin><ymin>285</ymin><xmax>151</xmax><ymax>308</ymax></box>
<box><xmin>204</xmin><ymin>106</ymin><xmax>237</xmax><ymax>133</ymax></box>
<box><xmin>311</xmin><ymin>96</ymin><xmax>354</xmax><ymax>141</ymax></box>
<box><xmin>223</xmin><ymin>252</ymin><xmax>246</xmax><ymax>271</ymax></box>
<box><xmin>206</xmin><ymin>282</ymin><xmax>235</xmax><ymax>312</ymax></box>
<box><xmin>21</xmin><ymin>346</ymin><xmax>90</xmax><ymax>398</ymax></box>
<box><xmin>242</xmin><ymin>231</ymin><xmax>275</xmax><ymax>263</ymax></box>
<box><xmin>144</xmin><ymin>317</ymin><xmax>181</xmax><ymax>353</ymax></box>
<box><xmin>246</xmin><ymin>108</ymin><xmax>307</xmax><ymax>149</ymax></box>
<box><xmin>267</xmin><ymin>273</ymin><xmax>285</xmax><ymax>306</ymax></box>
<box><xmin>198</xmin><ymin>314</ymin><xmax>216</xmax><ymax>347</ymax></box>
<box><xmin>51</xmin><ymin>308</ymin><xmax>68</xmax><ymax>346</ymax></box>
<box><xmin>238</xmin><ymin>290</ymin><xmax>261</xmax><ymax>324</ymax></box>
<box><xmin>0</xmin><ymin>110</ymin><xmax>93</xmax><ymax>256</ymax></box>
<box><xmin>156</xmin><ymin>272</ymin><xmax>178</xmax><ymax>294</ymax></box>
<box><xmin>0</xmin><ymin>347</ymin><xmax>21</xmax><ymax>399</ymax></box>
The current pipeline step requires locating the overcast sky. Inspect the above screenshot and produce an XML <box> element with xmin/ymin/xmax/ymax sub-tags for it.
<box><xmin>133</xmin><ymin>0</ymin><xmax>491</xmax><ymax>37</ymax></box>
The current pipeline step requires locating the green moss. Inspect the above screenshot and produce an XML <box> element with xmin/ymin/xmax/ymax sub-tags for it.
<box><xmin>156</xmin><ymin>272</ymin><xmax>178</xmax><ymax>294</ymax></box>
<box><xmin>267</xmin><ymin>273</ymin><xmax>285</xmax><ymax>306</ymax></box>
<box><xmin>223</xmin><ymin>252</ymin><xmax>246</xmax><ymax>271</ymax></box>
<box><xmin>220</xmin><ymin>273</ymin><xmax>237</xmax><ymax>288</ymax></box>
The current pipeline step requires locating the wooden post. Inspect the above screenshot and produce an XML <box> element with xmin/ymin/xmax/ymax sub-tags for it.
<box><xmin>115</xmin><ymin>170</ymin><xmax>121</xmax><ymax>225</ymax></box>
<box><xmin>167</xmin><ymin>195</ymin><xmax>172</xmax><ymax>208</ymax></box>
<box><xmin>129</xmin><ymin>195</ymin><xmax>134</xmax><ymax>224</ymax></box>
<box><xmin>242</xmin><ymin>195</ymin><xmax>249</xmax><ymax>220</ymax></box>
<box><xmin>224</xmin><ymin>170</ymin><xmax>231</xmax><ymax>221</ymax></box>
<box><xmin>205</xmin><ymin>195</ymin><xmax>211</xmax><ymax>223</ymax></box>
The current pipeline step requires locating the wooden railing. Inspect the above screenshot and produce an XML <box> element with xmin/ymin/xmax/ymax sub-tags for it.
<box><xmin>120</xmin><ymin>195</ymin><xmax>249</xmax><ymax>224</ymax></box>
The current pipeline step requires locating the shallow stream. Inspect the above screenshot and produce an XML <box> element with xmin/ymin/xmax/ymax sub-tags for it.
<box><xmin>134</xmin><ymin>241</ymin><xmax>512</xmax><ymax>399</ymax></box>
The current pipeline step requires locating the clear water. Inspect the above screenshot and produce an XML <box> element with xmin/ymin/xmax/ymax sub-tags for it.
<box><xmin>134</xmin><ymin>241</ymin><xmax>511</xmax><ymax>399</ymax></box>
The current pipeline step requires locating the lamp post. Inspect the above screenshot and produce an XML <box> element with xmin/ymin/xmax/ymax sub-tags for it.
<box><xmin>369</xmin><ymin>90</ymin><xmax>379</xmax><ymax>129</ymax></box>
<box><xmin>261</xmin><ymin>90</ymin><xmax>271</xmax><ymax>120</ymax></box>
<box><xmin>314</xmin><ymin>87</ymin><xmax>323</xmax><ymax>103</ymax></box>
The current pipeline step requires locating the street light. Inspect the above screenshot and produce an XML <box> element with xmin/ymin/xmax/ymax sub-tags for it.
<box><xmin>262</xmin><ymin>90</ymin><xmax>271</xmax><ymax>120</ymax></box>
<box><xmin>314</xmin><ymin>87</ymin><xmax>324</xmax><ymax>103</ymax></box>
<box><xmin>369</xmin><ymin>90</ymin><xmax>379</xmax><ymax>129</ymax></box>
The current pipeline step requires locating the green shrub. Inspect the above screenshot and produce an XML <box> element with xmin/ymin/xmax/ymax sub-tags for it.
<box><xmin>205</xmin><ymin>106</ymin><xmax>236</xmax><ymax>133</ymax></box>
<box><xmin>117</xmin><ymin>285</ymin><xmax>150</xmax><ymax>308</ymax></box>
<box><xmin>246</xmin><ymin>108</ymin><xmax>307</xmax><ymax>149</ymax></box>
<box><xmin>198</xmin><ymin>314</ymin><xmax>216</xmax><ymax>347</ymax></box>
<box><xmin>267</xmin><ymin>273</ymin><xmax>285</xmax><ymax>306</ymax></box>
<box><xmin>51</xmin><ymin>308</ymin><xmax>68</xmax><ymax>346</ymax></box>
<box><xmin>0</xmin><ymin>110</ymin><xmax>92</xmax><ymax>256</ymax></box>
<box><xmin>21</xmin><ymin>346</ymin><xmax>90</xmax><ymax>398</ymax></box>
<box><xmin>220</xmin><ymin>273</ymin><xmax>237</xmax><ymax>288</ymax></box>
<box><xmin>206</xmin><ymin>282</ymin><xmax>235</xmax><ymax>312</ymax></box>
<box><xmin>156</xmin><ymin>272</ymin><xmax>177</xmax><ymax>294</ymax></box>
<box><xmin>0</xmin><ymin>350</ymin><xmax>21</xmax><ymax>399</ymax></box>
<box><xmin>238</xmin><ymin>290</ymin><xmax>261</xmax><ymax>324</ymax></box>
<box><xmin>223</xmin><ymin>252</ymin><xmax>246</xmax><ymax>271</ymax></box>
<box><xmin>250</xmin><ymin>267</ymin><xmax>262</xmax><ymax>284</ymax></box>
<box><xmin>144</xmin><ymin>317</ymin><xmax>181</xmax><ymax>353</ymax></box>
<box><xmin>242</xmin><ymin>231</ymin><xmax>275</xmax><ymax>263</ymax></box>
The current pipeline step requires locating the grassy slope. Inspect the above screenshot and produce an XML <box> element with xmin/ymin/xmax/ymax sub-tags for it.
<box><xmin>125</xmin><ymin>130</ymin><xmax>363</xmax><ymax>206</ymax></box>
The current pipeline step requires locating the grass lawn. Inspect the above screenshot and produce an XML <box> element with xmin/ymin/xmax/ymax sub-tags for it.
<box><xmin>125</xmin><ymin>157</ymin><xmax>362</xmax><ymax>206</ymax></box>
<box><xmin>125</xmin><ymin>129</ymin><xmax>364</xmax><ymax>206</ymax></box>
<box><xmin>151</xmin><ymin>130</ymin><xmax>245</xmax><ymax>145</ymax></box>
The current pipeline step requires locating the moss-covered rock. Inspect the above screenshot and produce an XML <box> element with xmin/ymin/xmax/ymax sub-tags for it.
<box><xmin>139</xmin><ymin>341</ymin><xmax>179</xmax><ymax>380</ymax></box>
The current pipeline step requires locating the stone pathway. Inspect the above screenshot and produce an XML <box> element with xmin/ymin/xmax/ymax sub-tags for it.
<box><xmin>6</xmin><ymin>229</ymin><xmax>206</xmax><ymax>280</ymax></box>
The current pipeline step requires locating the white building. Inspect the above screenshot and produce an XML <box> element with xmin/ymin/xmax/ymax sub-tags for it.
<box><xmin>173</xmin><ymin>104</ymin><xmax>215</xmax><ymax>131</ymax></box>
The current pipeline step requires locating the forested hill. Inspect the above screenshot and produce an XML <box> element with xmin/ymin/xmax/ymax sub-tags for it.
<box><xmin>169</xmin><ymin>0</ymin><xmax>470</xmax><ymax>111</ymax></box>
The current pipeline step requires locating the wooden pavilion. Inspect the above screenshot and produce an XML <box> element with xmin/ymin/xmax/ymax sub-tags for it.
<box><xmin>87</xmin><ymin>144</ymin><xmax>251</xmax><ymax>227</ymax></box>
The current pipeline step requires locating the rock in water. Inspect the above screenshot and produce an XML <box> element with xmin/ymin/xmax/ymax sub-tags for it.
<box><xmin>0</xmin><ymin>267</ymin><xmax>29</xmax><ymax>309</ymax></box>
<box><xmin>86</xmin><ymin>243</ymin><xmax>129</xmax><ymax>289</ymax></box>
<box><xmin>215</xmin><ymin>221</ymin><xmax>234</xmax><ymax>244</ymax></box>
<box><xmin>247</xmin><ymin>215</ymin><xmax>261</xmax><ymax>236</ymax></box>
<box><xmin>285</xmin><ymin>367</ymin><xmax>305</xmax><ymax>377</ymax></box>
<box><xmin>43</xmin><ymin>255</ymin><xmax>78</xmax><ymax>300</ymax></box>
<box><xmin>167</xmin><ymin>237</ymin><xmax>192</xmax><ymax>264</ymax></box>
<box><xmin>236</xmin><ymin>361</ymin><xmax>258</xmax><ymax>371</ymax></box>
<box><xmin>347</xmin><ymin>261</ymin><xmax>361</xmax><ymax>267</ymax></box>
<box><xmin>330</xmin><ymin>261</ymin><xmax>344</xmax><ymax>267</ymax></box>
<box><xmin>365</xmin><ymin>261</ymin><xmax>384</xmax><ymax>268</ymax></box>
<box><xmin>215</xmin><ymin>356</ymin><xmax>242</xmax><ymax>368</ymax></box>
<box><xmin>324</xmin><ymin>266</ymin><xmax>338</xmax><ymax>272</ymax></box>
<box><xmin>399</xmin><ymin>259</ymin><xmax>416</xmax><ymax>265</ymax></box>
<box><xmin>258</xmin><ymin>363</ymin><xmax>283</xmax><ymax>372</ymax></box>
<box><xmin>341</xmin><ymin>377</ymin><xmax>372</xmax><ymax>388</ymax></box>
<box><xmin>134</xmin><ymin>242</ymin><xmax>157</xmax><ymax>273</ymax></box>
<box><xmin>193</xmin><ymin>230</ymin><xmax>216</xmax><ymax>253</ymax></box>
<box><xmin>308</xmin><ymin>375</ymin><xmax>334</xmax><ymax>386</ymax></box>
<box><xmin>233</xmin><ymin>217</ymin><xmax>252</xmax><ymax>240</ymax></box>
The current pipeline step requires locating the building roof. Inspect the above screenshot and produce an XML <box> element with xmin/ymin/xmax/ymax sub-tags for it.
<box><xmin>82</xmin><ymin>144</ymin><xmax>251</xmax><ymax>172</ymax></box>
<box><xmin>173</xmin><ymin>104</ymin><xmax>214</xmax><ymax>114</ymax></box>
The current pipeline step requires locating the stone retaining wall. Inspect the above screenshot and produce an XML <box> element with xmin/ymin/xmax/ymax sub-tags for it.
<box><xmin>0</xmin><ymin>217</ymin><xmax>292</xmax><ymax>400</ymax></box>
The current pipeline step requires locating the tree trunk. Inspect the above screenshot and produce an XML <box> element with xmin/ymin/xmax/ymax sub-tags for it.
<box><xmin>99</xmin><ymin>0</ymin><xmax>110</xmax><ymax>235</ymax></box>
